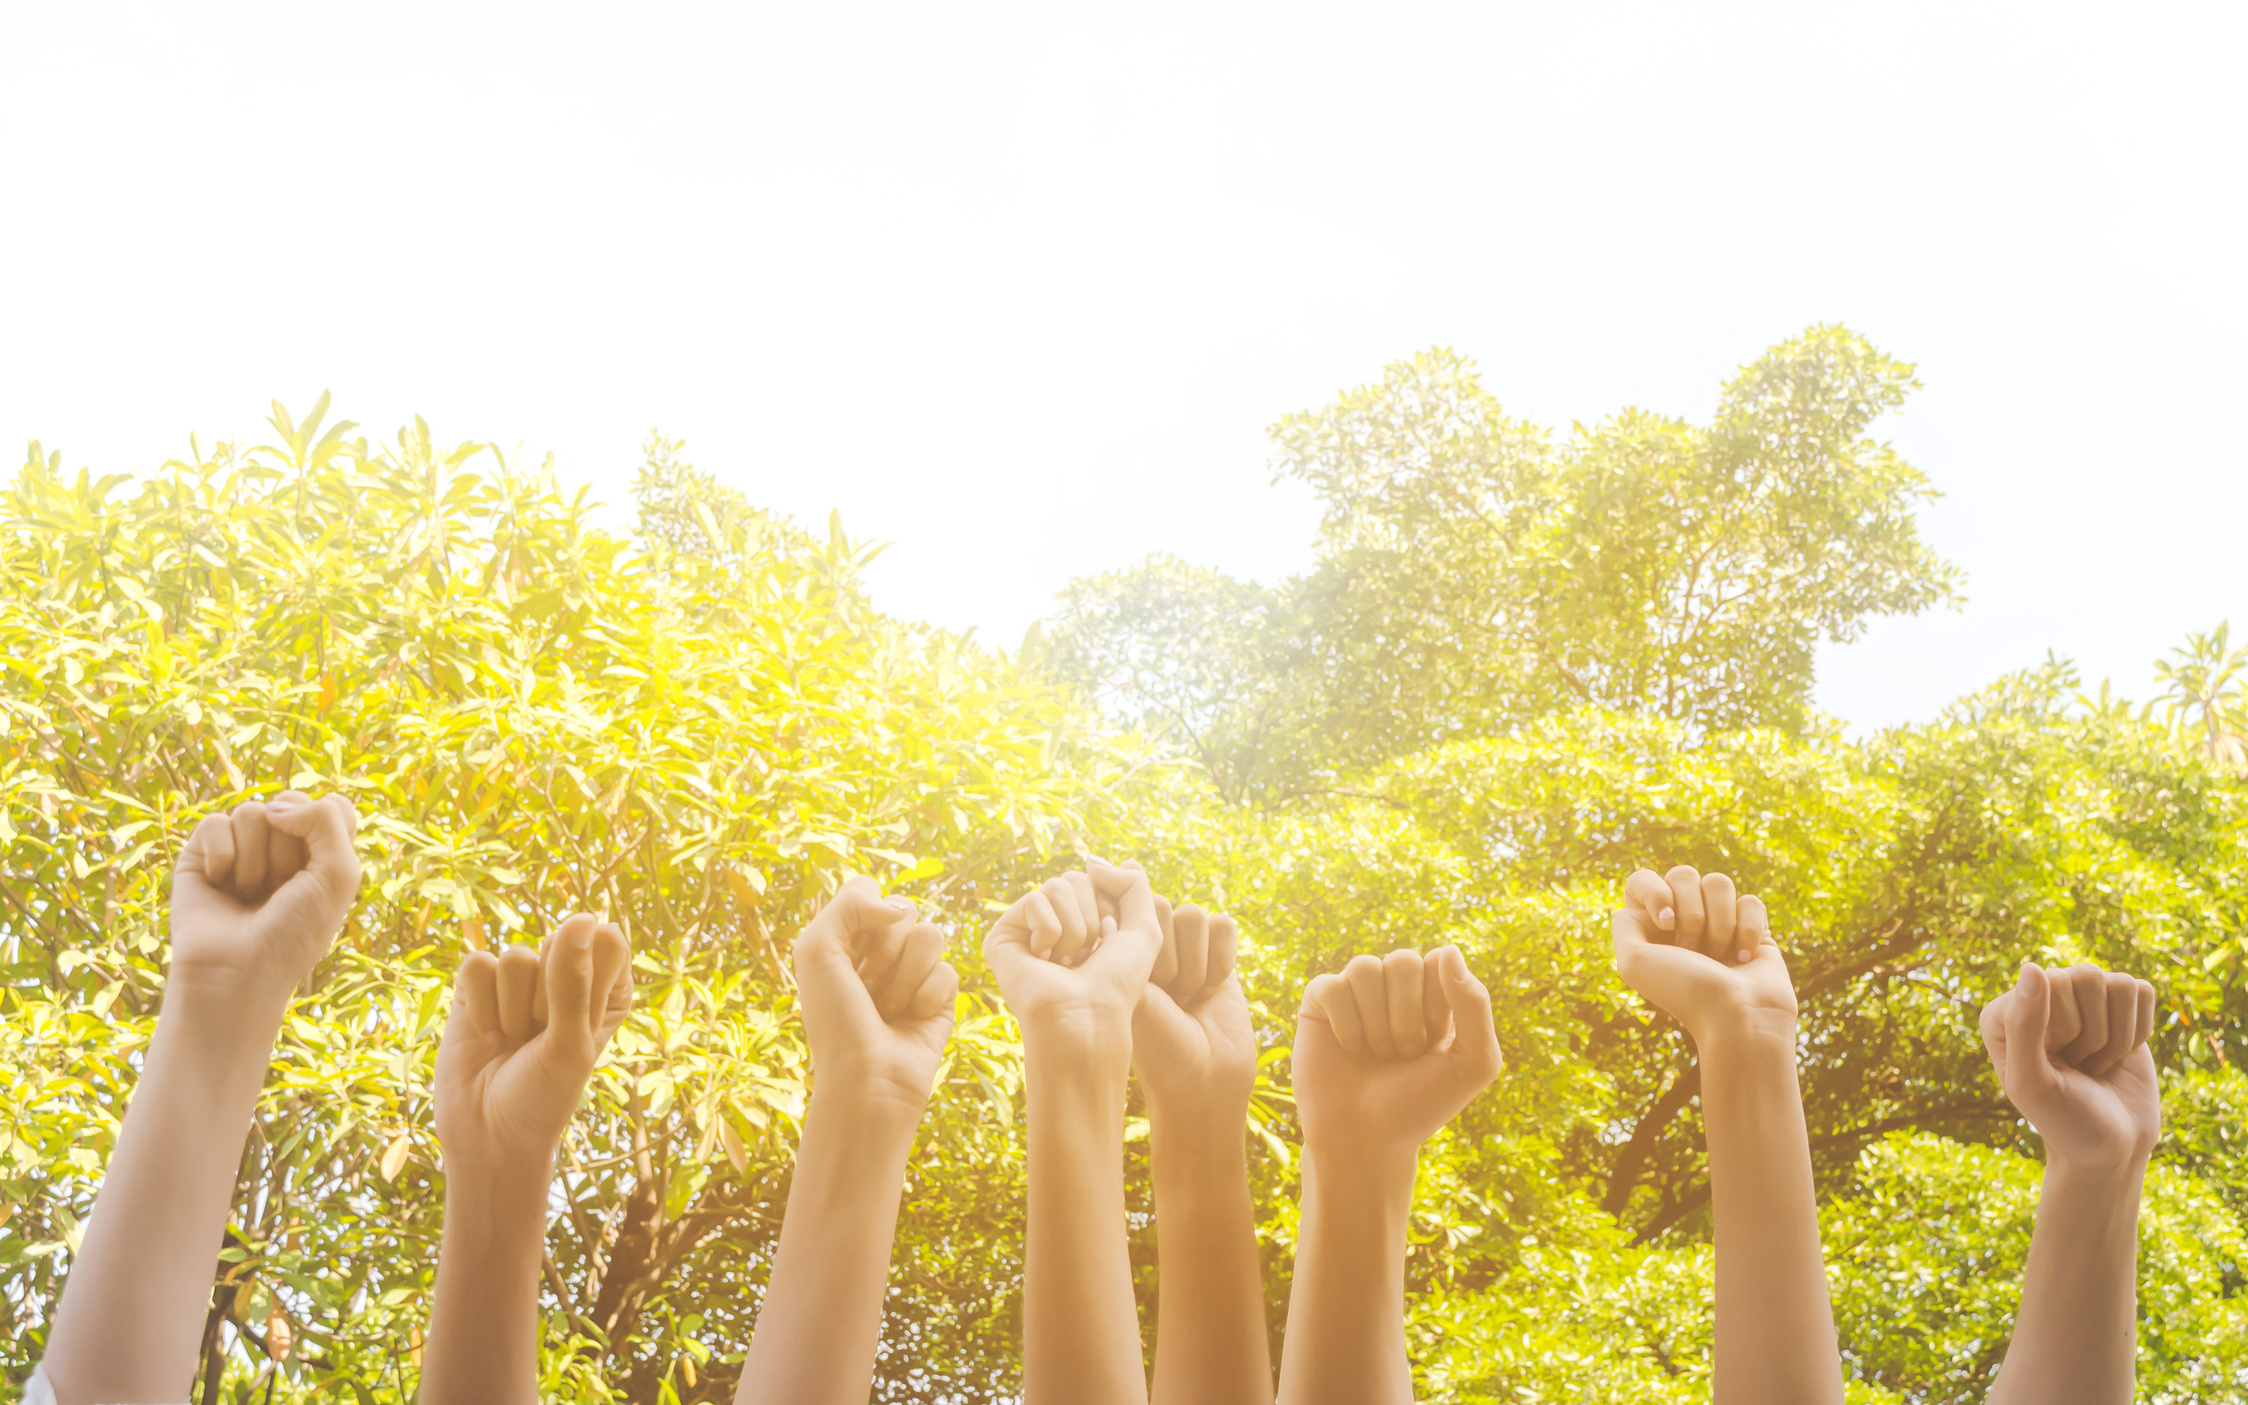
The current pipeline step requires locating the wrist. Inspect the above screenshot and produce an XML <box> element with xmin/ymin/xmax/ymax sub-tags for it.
<box><xmin>1148</xmin><ymin>1098</ymin><xmax>1249</xmax><ymax>1179</ymax></box>
<box><xmin>440</xmin><ymin>1159</ymin><xmax>554</xmax><ymax>1259</ymax></box>
<box><xmin>2044</xmin><ymin>1148</ymin><xmax>2152</xmax><ymax>1190</ymax></box>
<box><xmin>158</xmin><ymin>968</ymin><xmax>291</xmax><ymax>1047</ymax></box>
<box><xmin>1689</xmin><ymin>1007</ymin><xmax>1799</xmax><ymax>1061</ymax></box>
<box><xmin>804</xmin><ymin>1077</ymin><xmax>929</xmax><ymax>1151</ymax></box>
<box><xmin>810</xmin><ymin>1062</ymin><xmax>935</xmax><ymax>1122</ymax></box>
<box><xmin>1145</xmin><ymin>1081</ymin><xmax>1253</xmax><ymax>1139</ymax></box>
<box><xmin>1301</xmin><ymin>1136</ymin><xmax>1419</xmax><ymax>1193</ymax></box>
<box><xmin>441</xmin><ymin>1147</ymin><xmax>558</xmax><ymax>1204</ymax></box>
<box><xmin>1023</xmin><ymin>1020</ymin><xmax>1133</xmax><ymax>1083</ymax></box>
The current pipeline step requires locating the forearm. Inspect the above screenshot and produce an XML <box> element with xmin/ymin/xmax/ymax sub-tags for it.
<box><xmin>1697</xmin><ymin>1022</ymin><xmax>1843</xmax><ymax>1405</ymax></box>
<box><xmin>1024</xmin><ymin>1040</ymin><xmax>1145</xmax><ymax>1405</ymax></box>
<box><xmin>1987</xmin><ymin>1159</ymin><xmax>2146</xmax><ymax>1405</ymax></box>
<box><xmin>1148</xmin><ymin>1096</ymin><xmax>1272</xmax><ymax>1405</ymax></box>
<box><xmin>43</xmin><ymin>977</ymin><xmax>289</xmax><ymax>1404</ymax></box>
<box><xmin>1276</xmin><ymin>1144</ymin><xmax>1416</xmax><ymax>1405</ymax></box>
<box><xmin>419</xmin><ymin>1161</ymin><xmax>553</xmax><ymax>1405</ymax></box>
<box><xmin>738</xmin><ymin>1083</ymin><xmax>924</xmax><ymax>1405</ymax></box>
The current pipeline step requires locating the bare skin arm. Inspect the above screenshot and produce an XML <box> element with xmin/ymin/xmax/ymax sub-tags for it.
<box><xmin>1980</xmin><ymin>961</ymin><xmax>2159</xmax><ymax>1405</ymax></box>
<box><xmin>1617</xmin><ymin>866</ymin><xmax>1842</xmax><ymax>1405</ymax></box>
<box><xmin>419</xmin><ymin>915</ymin><xmax>634</xmax><ymax>1405</ymax></box>
<box><xmin>1277</xmin><ymin>945</ymin><xmax>1502</xmax><ymax>1405</ymax></box>
<box><xmin>737</xmin><ymin>878</ymin><xmax>959</xmax><ymax>1405</ymax></box>
<box><xmin>1133</xmin><ymin>898</ymin><xmax>1272</xmax><ymax>1405</ymax></box>
<box><xmin>985</xmin><ymin>859</ymin><xmax>1165</xmax><ymax>1405</ymax></box>
<box><xmin>41</xmin><ymin>793</ymin><xmax>361</xmax><ymax>1405</ymax></box>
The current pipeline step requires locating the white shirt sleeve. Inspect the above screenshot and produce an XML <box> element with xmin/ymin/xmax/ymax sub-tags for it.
<box><xmin>21</xmin><ymin>1365</ymin><xmax>58</xmax><ymax>1405</ymax></box>
<box><xmin>20</xmin><ymin>1363</ymin><xmax>172</xmax><ymax>1405</ymax></box>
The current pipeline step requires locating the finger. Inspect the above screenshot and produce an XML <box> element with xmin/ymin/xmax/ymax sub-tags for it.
<box><xmin>231</xmin><ymin>801</ymin><xmax>272</xmax><ymax>897</ymax></box>
<box><xmin>495</xmin><ymin>944</ymin><xmax>541</xmax><ymax>1039</ymax></box>
<box><xmin>2085</xmin><ymin>972</ymin><xmax>2142</xmax><ymax>1076</ymax></box>
<box><xmin>1306</xmin><ymin>971</ymin><xmax>1365</xmax><ymax>1054</ymax></box>
<box><xmin>1701</xmin><ymin>873</ymin><xmax>1737</xmax><ymax>962</ymax></box>
<box><xmin>877</xmin><ymin>922</ymin><xmax>946</xmax><ymax>1021</ymax></box>
<box><xmin>853</xmin><ymin>905</ymin><xmax>911</xmax><ymax>987</ymax></box>
<box><xmin>2132</xmin><ymin>978</ymin><xmax>2155</xmax><ymax>1055</ymax></box>
<box><xmin>980</xmin><ymin>892</ymin><xmax>1040</xmax><ymax>990</ymax></box>
<box><xmin>457</xmin><ymin>951</ymin><xmax>501</xmax><ymax>1037</ymax></box>
<box><xmin>182</xmin><ymin>812</ymin><xmax>236</xmax><ymax>888</ymax></box>
<box><xmin>1435</xmin><ymin>945</ymin><xmax>1502</xmax><ymax>1086</ymax></box>
<box><xmin>532</xmin><ymin>932</ymin><xmax>551</xmax><ymax>1026</ymax></box>
<box><xmin>2057</xmin><ymin>963</ymin><xmax>2111</xmax><ymax>1066</ymax></box>
<box><xmin>1087</xmin><ymin>858</ymin><xmax>1161</xmax><ymax>936</ymax></box>
<box><xmin>907</xmin><ymin>959</ymin><xmax>960</xmax><ymax>1023</ymax></box>
<box><xmin>1384</xmin><ymin>948</ymin><xmax>1428</xmax><ymax>1057</ymax></box>
<box><xmin>1067</xmin><ymin>870</ymin><xmax>1101</xmax><ymax>959</ymax></box>
<box><xmin>2040</xmin><ymin>964</ymin><xmax>2087</xmax><ymax>1054</ymax></box>
<box><xmin>1202</xmin><ymin>914</ymin><xmax>1238</xmax><ymax>1001</ymax></box>
<box><xmin>1733</xmin><ymin>894</ymin><xmax>1768</xmax><ymax>966</ymax></box>
<box><xmin>1023</xmin><ymin>889</ymin><xmax>1064</xmax><ymax>960</ymax></box>
<box><xmin>1664</xmin><ymin>866</ymin><xmax>1706</xmax><ymax>953</ymax></box>
<box><xmin>2002</xmin><ymin>962</ymin><xmax>2055</xmax><ymax>1099</ymax></box>
<box><xmin>798</xmin><ymin>877</ymin><xmax>910</xmax><ymax>981</ymax></box>
<box><xmin>1040</xmin><ymin>877</ymin><xmax>1088</xmax><ymax>964</ymax></box>
<box><xmin>262</xmin><ymin>789</ymin><xmax>312</xmax><ymax>891</ymax></box>
<box><xmin>261</xmin><ymin>792</ymin><xmax>363</xmax><ymax>921</ymax></box>
<box><xmin>1083</xmin><ymin>859</ymin><xmax>1162</xmax><ymax>985</ymax></box>
<box><xmin>1422</xmin><ymin>951</ymin><xmax>1451</xmax><ymax>1048</ymax></box>
<box><xmin>1622</xmin><ymin>869</ymin><xmax>1674</xmax><ymax>941</ymax></box>
<box><xmin>590</xmin><ymin>923</ymin><xmax>633</xmax><ymax>1037</ymax></box>
<box><xmin>542</xmin><ymin>914</ymin><xmax>601</xmax><ymax>1061</ymax></box>
<box><xmin>1344</xmin><ymin>953</ymin><xmax>1396</xmax><ymax>1059</ymax></box>
<box><xmin>1150</xmin><ymin>895</ymin><xmax>1179</xmax><ymax>989</ymax></box>
<box><xmin>1172</xmin><ymin>905</ymin><xmax>1210</xmax><ymax>998</ymax></box>
<box><xmin>1979</xmin><ymin>991</ymin><xmax>2009</xmax><ymax>1076</ymax></box>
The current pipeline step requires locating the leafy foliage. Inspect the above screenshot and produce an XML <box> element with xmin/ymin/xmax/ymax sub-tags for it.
<box><xmin>0</xmin><ymin>409</ymin><xmax>1151</xmax><ymax>1400</ymax></box>
<box><xmin>1046</xmin><ymin>326</ymin><xmax>1961</xmax><ymax>799</ymax></box>
<box><xmin>6</xmin><ymin>353</ymin><xmax>2247</xmax><ymax>1404</ymax></box>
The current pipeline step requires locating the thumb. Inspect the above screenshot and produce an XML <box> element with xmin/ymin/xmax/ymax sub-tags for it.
<box><xmin>262</xmin><ymin>794</ymin><xmax>363</xmax><ymax>928</ymax></box>
<box><xmin>1435</xmin><ymin>946</ymin><xmax>1502</xmax><ymax>1087</ymax></box>
<box><xmin>1085</xmin><ymin>860</ymin><xmax>1159</xmax><ymax>986</ymax></box>
<box><xmin>2002</xmin><ymin>961</ymin><xmax>2054</xmax><ymax>1100</ymax></box>
<box><xmin>982</xmin><ymin>894</ymin><xmax>1040</xmax><ymax>989</ymax></box>
<box><xmin>797</xmin><ymin>879</ymin><xmax>908</xmax><ymax>991</ymax></box>
<box><xmin>541</xmin><ymin>916</ymin><xmax>601</xmax><ymax>1065</ymax></box>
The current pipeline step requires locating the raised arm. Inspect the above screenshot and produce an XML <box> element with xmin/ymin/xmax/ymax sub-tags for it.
<box><xmin>40</xmin><ymin>792</ymin><xmax>360</xmax><ymax>1405</ymax></box>
<box><xmin>420</xmin><ymin>915</ymin><xmax>634</xmax><ymax>1404</ymax></box>
<box><xmin>984</xmin><ymin>859</ymin><xmax>1164</xmax><ymax>1405</ymax></box>
<box><xmin>737</xmin><ymin>878</ymin><xmax>959</xmax><ymax>1404</ymax></box>
<box><xmin>1980</xmin><ymin>961</ymin><xmax>2159</xmax><ymax>1405</ymax></box>
<box><xmin>1277</xmin><ymin>945</ymin><xmax>1501</xmax><ymax>1405</ymax></box>
<box><xmin>1132</xmin><ymin>898</ymin><xmax>1272</xmax><ymax>1405</ymax></box>
<box><xmin>1615</xmin><ymin>866</ymin><xmax>1842</xmax><ymax>1405</ymax></box>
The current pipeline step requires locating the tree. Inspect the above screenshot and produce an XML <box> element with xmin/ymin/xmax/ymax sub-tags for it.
<box><xmin>1045</xmin><ymin>326</ymin><xmax>1961</xmax><ymax>797</ymax></box>
<box><xmin>8</xmin><ymin>388</ymin><xmax>2245</xmax><ymax>1404</ymax></box>
<box><xmin>0</xmin><ymin>409</ymin><xmax>1147</xmax><ymax>1401</ymax></box>
<box><xmin>2156</xmin><ymin>622</ymin><xmax>2248</xmax><ymax>772</ymax></box>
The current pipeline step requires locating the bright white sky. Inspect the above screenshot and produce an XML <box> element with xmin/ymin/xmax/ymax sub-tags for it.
<box><xmin>3</xmin><ymin>2</ymin><xmax>2241</xmax><ymax>730</ymax></box>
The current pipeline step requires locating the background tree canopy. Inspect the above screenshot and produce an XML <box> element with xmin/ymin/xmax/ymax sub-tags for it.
<box><xmin>6</xmin><ymin>329</ymin><xmax>2247</xmax><ymax>1404</ymax></box>
<box><xmin>1039</xmin><ymin>325</ymin><xmax>1960</xmax><ymax>801</ymax></box>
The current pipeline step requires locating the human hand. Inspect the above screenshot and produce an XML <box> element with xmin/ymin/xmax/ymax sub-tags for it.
<box><xmin>1980</xmin><ymin>961</ymin><xmax>2159</xmax><ymax>1175</ymax></box>
<box><xmin>1292</xmin><ymin>945</ymin><xmax>1501</xmax><ymax>1156</ymax></box>
<box><xmin>169</xmin><ymin>791</ymin><xmax>362</xmax><ymax>1003</ymax></box>
<box><xmin>793</xmin><ymin>876</ymin><xmax>960</xmax><ymax>1115</ymax></box>
<box><xmin>1613</xmin><ymin>865</ymin><xmax>1795</xmax><ymax>1045</ymax></box>
<box><xmin>983</xmin><ymin>858</ymin><xmax>1161</xmax><ymax>1069</ymax></box>
<box><xmin>1132</xmin><ymin>897</ymin><xmax>1253</xmax><ymax>1118</ymax></box>
<box><xmin>434</xmin><ymin>914</ymin><xmax>633</xmax><ymax>1176</ymax></box>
